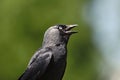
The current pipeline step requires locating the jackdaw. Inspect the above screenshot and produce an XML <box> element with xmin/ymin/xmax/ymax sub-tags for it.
<box><xmin>18</xmin><ymin>24</ymin><xmax>78</xmax><ymax>80</ymax></box>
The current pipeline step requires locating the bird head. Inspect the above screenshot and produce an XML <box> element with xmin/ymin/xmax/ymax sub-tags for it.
<box><xmin>42</xmin><ymin>24</ymin><xmax>78</xmax><ymax>47</ymax></box>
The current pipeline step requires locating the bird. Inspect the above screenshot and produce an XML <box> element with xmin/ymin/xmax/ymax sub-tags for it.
<box><xmin>18</xmin><ymin>24</ymin><xmax>78</xmax><ymax>80</ymax></box>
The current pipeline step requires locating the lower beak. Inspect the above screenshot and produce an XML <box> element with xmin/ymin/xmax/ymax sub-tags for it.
<box><xmin>65</xmin><ymin>24</ymin><xmax>78</xmax><ymax>34</ymax></box>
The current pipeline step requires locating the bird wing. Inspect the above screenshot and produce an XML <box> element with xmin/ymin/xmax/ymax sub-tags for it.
<box><xmin>18</xmin><ymin>49</ymin><xmax>53</xmax><ymax>80</ymax></box>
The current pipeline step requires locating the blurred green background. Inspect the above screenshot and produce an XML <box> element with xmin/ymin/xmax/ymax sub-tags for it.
<box><xmin>0</xmin><ymin>0</ymin><xmax>100</xmax><ymax>80</ymax></box>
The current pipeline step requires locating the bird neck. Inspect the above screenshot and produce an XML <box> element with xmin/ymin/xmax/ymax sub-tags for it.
<box><xmin>42</xmin><ymin>40</ymin><xmax>67</xmax><ymax>48</ymax></box>
<box><xmin>42</xmin><ymin>31</ymin><xmax>70</xmax><ymax>48</ymax></box>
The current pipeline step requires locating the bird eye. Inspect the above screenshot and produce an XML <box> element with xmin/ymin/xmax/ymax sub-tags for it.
<box><xmin>58</xmin><ymin>26</ymin><xmax>63</xmax><ymax>30</ymax></box>
<box><xmin>58</xmin><ymin>25</ymin><xmax>66</xmax><ymax>30</ymax></box>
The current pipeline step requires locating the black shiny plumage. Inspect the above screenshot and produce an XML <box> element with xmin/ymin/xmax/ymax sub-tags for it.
<box><xmin>18</xmin><ymin>24</ymin><xmax>77</xmax><ymax>80</ymax></box>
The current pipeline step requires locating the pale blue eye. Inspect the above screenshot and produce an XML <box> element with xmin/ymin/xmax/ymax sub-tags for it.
<box><xmin>58</xmin><ymin>25</ymin><xmax>66</xmax><ymax>30</ymax></box>
<box><xmin>59</xmin><ymin>27</ymin><xmax>63</xmax><ymax>30</ymax></box>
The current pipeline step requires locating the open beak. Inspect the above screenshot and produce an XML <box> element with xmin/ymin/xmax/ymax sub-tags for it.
<box><xmin>65</xmin><ymin>24</ymin><xmax>78</xmax><ymax>34</ymax></box>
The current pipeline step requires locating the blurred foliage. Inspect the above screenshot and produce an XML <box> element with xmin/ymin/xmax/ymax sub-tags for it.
<box><xmin>0</xmin><ymin>0</ymin><xmax>100</xmax><ymax>80</ymax></box>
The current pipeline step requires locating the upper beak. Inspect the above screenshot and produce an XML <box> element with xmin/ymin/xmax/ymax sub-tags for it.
<box><xmin>65</xmin><ymin>24</ymin><xmax>78</xmax><ymax>34</ymax></box>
